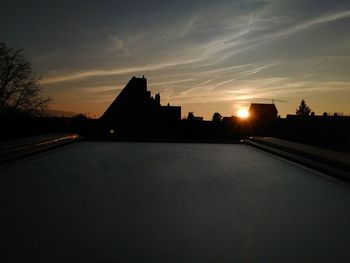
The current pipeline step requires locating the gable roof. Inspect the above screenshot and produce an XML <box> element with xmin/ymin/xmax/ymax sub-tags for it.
<box><xmin>100</xmin><ymin>76</ymin><xmax>148</xmax><ymax>120</ymax></box>
<box><xmin>249</xmin><ymin>103</ymin><xmax>278</xmax><ymax>113</ymax></box>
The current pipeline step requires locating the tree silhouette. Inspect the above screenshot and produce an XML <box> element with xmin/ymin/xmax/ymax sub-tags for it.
<box><xmin>0</xmin><ymin>42</ymin><xmax>51</xmax><ymax>115</ymax></box>
<box><xmin>212</xmin><ymin>112</ymin><xmax>222</xmax><ymax>122</ymax></box>
<box><xmin>296</xmin><ymin>99</ymin><xmax>311</xmax><ymax>116</ymax></box>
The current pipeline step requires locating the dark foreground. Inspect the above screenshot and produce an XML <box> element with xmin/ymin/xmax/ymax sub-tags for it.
<box><xmin>1</xmin><ymin>142</ymin><xmax>350</xmax><ymax>262</ymax></box>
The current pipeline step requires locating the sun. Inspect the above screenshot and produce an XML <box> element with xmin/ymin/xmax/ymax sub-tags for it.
<box><xmin>237</xmin><ymin>109</ymin><xmax>249</xmax><ymax>119</ymax></box>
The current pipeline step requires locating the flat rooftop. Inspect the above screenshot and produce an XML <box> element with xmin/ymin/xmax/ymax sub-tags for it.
<box><xmin>1</xmin><ymin>142</ymin><xmax>350</xmax><ymax>262</ymax></box>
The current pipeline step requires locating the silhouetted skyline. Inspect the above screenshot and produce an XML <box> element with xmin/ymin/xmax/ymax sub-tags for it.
<box><xmin>1</xmin><ymin>0</ymin><xmax>350</xmax><ymax>119</ymax></box>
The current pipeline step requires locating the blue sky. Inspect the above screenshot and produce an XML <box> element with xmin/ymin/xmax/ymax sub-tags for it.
<box><xmin>1</xmin><ymin>0</ymin><xmax>349</xmax><ymax>118</ymax></box>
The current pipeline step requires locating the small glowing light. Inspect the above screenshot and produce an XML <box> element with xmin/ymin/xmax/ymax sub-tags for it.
<box><xmin>237</xmin><ymin>109</ymin><xmax>249</xmax><ymax>118</ymax></box>
<box><xmin>110</xmin><ymin>129</ymin><xmax>115</xmax><ymax>134</ymax></box>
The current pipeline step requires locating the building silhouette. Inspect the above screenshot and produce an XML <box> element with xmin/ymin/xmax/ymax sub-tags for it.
<box><xmin>100</xmin><ymin>76</ymin><xmax>181</xmax><ymax>122</ymax></box>
<box><xmin>248</xmin><ymin>103</ymin><xmax>278</xmax><ymax>136</ymax></box>
<box><xmin>249</xmin><ymin>103</ymin><xmax>278</xmax><ymax>121</ymax></box>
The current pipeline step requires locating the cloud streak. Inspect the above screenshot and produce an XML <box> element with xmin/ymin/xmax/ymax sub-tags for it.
<box><xmin>41</xmin><ymin>58</ymin><xmax>202</xmax><ymax>84</ymax></box>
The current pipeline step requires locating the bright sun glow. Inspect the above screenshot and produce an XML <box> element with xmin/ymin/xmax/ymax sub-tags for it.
<box><xmin>237</xmin><ymin>109</ymin><xmax>249</xmax><ymax>118</ymax></box>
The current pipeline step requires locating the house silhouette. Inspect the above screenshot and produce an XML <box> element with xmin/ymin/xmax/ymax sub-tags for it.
<box><xmin>249</xmin><ymin>103</ymin><xmax>278</xmax><ymax>121</ymax></box>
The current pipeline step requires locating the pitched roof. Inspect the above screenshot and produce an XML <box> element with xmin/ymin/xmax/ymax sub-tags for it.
<box><xmin>249</xmin><ymin>103</ymin><xmax>278</xmax><ymax>113</ymax></box>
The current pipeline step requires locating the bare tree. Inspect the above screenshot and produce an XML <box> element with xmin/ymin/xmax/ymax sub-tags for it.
<box><xmin>296</xmin><ymin>99</ymin><xmax>311</xmax><ymax>116</ymax></box>
<box><xmin>0</xmin><ymin>42</ymin><xmax>51</xmax><ymax>115</ymax></box>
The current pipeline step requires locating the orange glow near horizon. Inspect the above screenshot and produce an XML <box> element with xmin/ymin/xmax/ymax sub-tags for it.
<box><xmin>237</xmin><ymin>109</ymin><xmax>249</xmax><ymax>119</ymax></box>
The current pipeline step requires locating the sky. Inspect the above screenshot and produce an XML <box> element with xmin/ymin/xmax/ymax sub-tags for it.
<box><xmin>1</xmin><ymin>0</ymin><xmax>350</xmax><ymax>119</ymax></box>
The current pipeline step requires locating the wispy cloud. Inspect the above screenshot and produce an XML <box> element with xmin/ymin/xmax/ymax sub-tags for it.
<box><xmin>41</xmin><ymin>58</ymin><xmax>201</xmax><ymax>84</ymax></box>
<box><xmin>235</xmin><ymin>61</ymin><xmax>281</xmax><ymax>78</ymax></box>
<box><xmin>257</xmin><ymin>9</ymin><xmax>350</xmax><ymax>42</ymax></box>
<box><xmin>293</xmin><ymin>10</ymin><xmax>350</xmax><ymax>32</ymax></box>
<box><xmin>197</xmin><ymin>78</ymin><xmax>217</xmax><ymax>86</ymax></box>
<box><xmin>159</xmin><ymin>16</ymin><xmax>197</xmax><ymax>42</ymax></box>
<box><xmin>108</xmin><ymin>34</ymin><xmax>130</xmax><ymax>55</ymax></box>
<box><xmin>151</xmin><ymin>78</ymin><xmax>196</xmax><ymax>87</ymax></box>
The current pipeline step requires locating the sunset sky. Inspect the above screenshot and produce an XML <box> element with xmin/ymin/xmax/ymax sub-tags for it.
<box><xmin>1</xmin><ymin>0</ymin><xmax>349</xmax><ymax>119</ymax></box>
